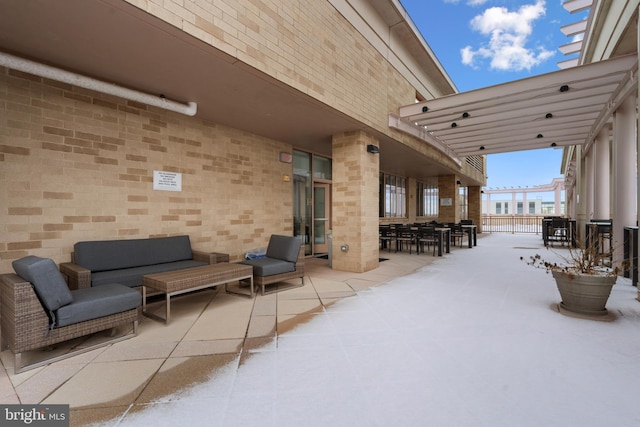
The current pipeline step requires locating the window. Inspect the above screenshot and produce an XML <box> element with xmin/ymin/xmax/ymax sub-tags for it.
<box><xmin>416</xmin><ymin>179</ymin><xmax>439</xmax><ymax>217</ymax></box>
<box><xmin>293</xmin><ymin>151</ymin><xmax>312</xmax><ymax>254</ymax></box>
<box><xmin>496</xmin><ymin>202</ymin><xmax>502</xmax><ymax>214</ymax></box>
<box><xmin>517</xmin><ymin>202</ymin><xmax>523</xmax><ymax>214</ymax></box>
<box><xmin>504</xmin><ymin>202</ymin><xmax>509</xmax><ymax>215</ymax></box>
<box><xmin>313</xmin><ymin>155</ymin><xmax>332</xmax><ymax>180</ymax></box>
<box><xmin>458</xmin><ymin>186</ymin><xmax>468</xmax><ymax>220</ymax></box>
<box><xmin>529</xmin><ymin>202</ymin><xmax>536</xmax><ymax>214</ymax></box>
<box><xmin>380</xmin><ymin>173</ymin><xmax>406</xmax><ymax>217</ymax></box>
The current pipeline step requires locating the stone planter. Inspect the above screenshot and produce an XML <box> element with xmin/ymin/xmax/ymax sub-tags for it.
<box><xmin>552</xmin><ymin>270</ymin><xmax>617</xmax><ymax>316</ymax></box>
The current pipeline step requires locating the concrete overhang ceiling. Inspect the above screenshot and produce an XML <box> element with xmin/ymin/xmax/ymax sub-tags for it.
<box><xmin>0</xmin><ymin>0</ymin><xmax>363</xmax><ymax>157</ymax></box>
<box><xmin>0</xmin><ymin>0</ymin><xmax>473</xmax><ymax>182</ymax></box>
<box><xmin>396</xmin><ymin>54</ymin><xmax>638</xmax><ymax>157</ymax></box>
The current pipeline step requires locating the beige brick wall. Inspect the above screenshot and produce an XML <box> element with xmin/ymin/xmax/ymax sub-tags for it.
<box><xmin>331</xmin><ymin>131</ymin><xmax>379</xmax><ymax>272</ymax></box>
<box><xmin>0</xmin><ymin>1</ymin><xmax>478</xmax><ymax>273</ymax></box>
<box><xmin>438</xmin><ymin>175</ymin><xmax>459</xmax><ymax>224</ymax></box>
<box><xmin>0</xmin><ymin>68</ymin><xmax>293</xmax><ymax>271</ymax></box>
<box><xmin>128</xmin><ymin>0</ymin><xmax>416</xmax><ymax>135</ymax></box>
<box><xmin>468</xmin><ymin>186</ymin><xmax>482</xmax><ymax>232</ymax></box>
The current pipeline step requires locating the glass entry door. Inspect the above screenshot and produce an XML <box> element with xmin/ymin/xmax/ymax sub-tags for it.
<box><xmin>313</xmin><ymin>183</ymin><xmax>331</xmax><ymax>254</ymax></box>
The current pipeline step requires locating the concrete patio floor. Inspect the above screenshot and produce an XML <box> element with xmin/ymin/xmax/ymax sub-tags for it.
<box><xmin>2</xmin><ymin>232</ymin><xmax>640</xmax><ymax>426</ymax></box>
<box><xmin>0</xmin><ymin>240</ymin><xmax>437</xmax><ymax>426</ymax></box>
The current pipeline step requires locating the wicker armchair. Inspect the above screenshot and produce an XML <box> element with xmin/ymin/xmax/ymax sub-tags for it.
<box><xmin>241</xmin><ymin>235</ymin><xmax>305</xmax><ymax>295</ymax></box>
<box><xmin>1</xmin><ymin>257</ymin><xmax>140</xmax><ymax>373</ymax></box>
<box><xmin>252</xmin><ymin>246</ymin><xmax>305</xmax><ymax>295</ymax></box>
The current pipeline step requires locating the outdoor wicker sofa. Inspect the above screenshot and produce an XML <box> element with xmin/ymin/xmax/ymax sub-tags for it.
<box><xmin>1</xmin><ymin>256</ymin><xmax>141</xmax><ymax>373</ymax></box>
<box><xmin>240</xmin><ymin>235</ymin><xmax>305</xmax><ymax>295</ymax></box>
<box><xmin>59</xmin><ymin>235</ymin><xmax>224</xmax><ymax>290</ymax></box>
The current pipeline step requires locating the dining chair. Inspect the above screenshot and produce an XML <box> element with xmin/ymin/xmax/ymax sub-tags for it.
<box><xmin>395</xmin><ymin>225</ymin><xmax>415</xmax><ymax>254</ymax></box>
<box><xmin>417</xmin><ymin>226</ymin><xmax>437</xmax><ymax>255</ymax></box>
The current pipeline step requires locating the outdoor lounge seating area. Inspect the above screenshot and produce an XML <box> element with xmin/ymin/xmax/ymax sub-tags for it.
<box><xmin>1</xmin><ymin>233</ymin><xmax>639</xmax><ymax>426</ymax></box>
<box><xmin>0</xmin><ymin>234</ymin><xmax>308</xmax><ymax>373</ymax></box>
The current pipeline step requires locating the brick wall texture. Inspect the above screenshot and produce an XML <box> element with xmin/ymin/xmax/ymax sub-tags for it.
<box><xmin>331</xmin><ymin>131</ymin><xmax>380</xmax><ymax>273</ymax></box>
<box><xmin>0</xmin><ymin>0</ymin><xmax>479</xmax><ymax>272</ymax></box>
<box><xmin>0</xmin><ymin>68</ymin><xmax>293</xmax><ymax>270</ymax></box>
<box><xmin>127</xmin><ymin>0</ymin><xmax>417</xmax><ymax>134</ymax></box>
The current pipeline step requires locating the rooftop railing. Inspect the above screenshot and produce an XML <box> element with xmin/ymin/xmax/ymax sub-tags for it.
<box><xmin>481</xmin><ymin>215</ymin><xmax>545</xmax><ymax>234</ymax></box>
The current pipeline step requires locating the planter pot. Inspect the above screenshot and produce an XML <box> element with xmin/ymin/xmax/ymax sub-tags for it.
<box><xmin>552</xmin><ymin>270</ymin><xmax>617</xmax><ymax>316</ymax></box>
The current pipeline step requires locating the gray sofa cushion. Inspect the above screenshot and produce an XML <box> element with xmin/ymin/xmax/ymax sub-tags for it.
<box><xmin>56</xmin><ymin>283</ymin><xmax>141</xmax><ymax>327</ymax></box>
<box><xmin>12</xmin><ymin>256</ymin><xmax>74</xmax><ymax>313</ymax></box>
<box><xmin>74</xmin><ymin>235</ymin><xmax>194</xmax><ymax>272</ymax></box>
<box><xmin>242</xmin><ymin>258</ymin><xmax>295</xmax><ymax>277</ymax></box>
<box><xmin>91</xmin><ymin>260</ymin><xmax>208</xmax><ymax>288</ymax></box>
<box><xmin>265</xmin><ymin>235</ymin><xmax>301</xmax><ymax>263</ymax></box>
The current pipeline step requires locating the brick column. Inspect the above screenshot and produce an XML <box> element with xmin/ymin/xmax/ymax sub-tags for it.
<box><xmin>438</xmin><ymin>175</ymin><xmax>459</xmax><ymax>223</ymax></box>
<box><xmin>331</xmin><ymin>131</ymin><xmax>379</xmax><ymax>273</ymax></box>
<box><xmin>407</xmin><ymin>177</ymin><xmax>417</xmax><ymax>223</ymax></box>
<box><xmin>468</xmin><ymin>185</ymin><xmax>482</xmax><ymax>232</ymax></box>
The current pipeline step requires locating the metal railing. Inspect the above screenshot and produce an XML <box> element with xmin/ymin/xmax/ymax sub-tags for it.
<box><xmin>481</xmin><ymin>215</ymin><xmax>544</xmax><ymax>234</ymax></box>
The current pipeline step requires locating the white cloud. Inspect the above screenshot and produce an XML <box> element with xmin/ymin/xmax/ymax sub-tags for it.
<box><xmin>571</xmin><ymin>33</ymin><xmax>584</xmax><ymax>42</ymax></box>
<box><xmin>460</xmin><ymin>0</ymin><xmax>554</xmax><ymax>71</ymax></box>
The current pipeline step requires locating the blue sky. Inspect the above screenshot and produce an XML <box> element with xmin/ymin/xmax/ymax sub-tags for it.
<box><xmin>399</xmin><ymin>0</ymin><xmax>588</xmax><ymax>191</ymax></box>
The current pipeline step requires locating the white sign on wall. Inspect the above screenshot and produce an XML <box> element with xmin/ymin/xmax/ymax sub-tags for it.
<box><xmin>153</xmin><ymin>170</ymin><xmax>182</xmax><ymax>192</ymax></box>
<box><xmin>440</xmin><ymin>198</ymin><xmax>452</xmax><ymax>206</ymax></box>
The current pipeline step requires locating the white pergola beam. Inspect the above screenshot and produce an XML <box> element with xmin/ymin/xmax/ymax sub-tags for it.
<box><xmin>561</xmin><ymin>20</ymin><xmax>588</xmax><ymax>36</ymax></box>
<box><xmin>392</xmin><ymin>54</ymin><xmax>637</xmax><ymax>157</ymax></box>
<box><xmin>562</xmin><ymin>0</ymin><xmax>593</xmax><ymax>14</ymax></box>
<box><xmin>559</xmin><ymin>40</ymin><xmax>583</xmax><ymax>55</ymax></box>
<box><xmin>399</xmin><ymin>54</ymin><xmax>636</xmax><ymax>117</ymax></box>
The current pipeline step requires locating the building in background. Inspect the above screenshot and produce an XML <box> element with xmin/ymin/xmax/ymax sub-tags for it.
<box><xmin>483</xmin><ymin>178</ymin><xmax>565</xmax><ymax>215</ymax></box>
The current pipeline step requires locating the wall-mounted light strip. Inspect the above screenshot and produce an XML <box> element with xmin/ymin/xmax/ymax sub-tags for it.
<box><xmin>0</xmin><ymin>51</ymin><xmax>197</xmax><ymax>116</ymax></box>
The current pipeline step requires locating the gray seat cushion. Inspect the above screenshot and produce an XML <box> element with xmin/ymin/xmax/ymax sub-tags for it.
<box><xmin>241</xmin><ymin>257</ymin><xmax>295</xmax><ymax>277</ymax></box>
<box><xmin>12</xmin><ymin>256</ymin><xmax>74</xmax><ymax>314</ymax></box>
<box><xmin>74</xmin><ymin>235</ymin><xmax>194</xmax><ymax>272</ymax></box>
<box><xmin>265</xmin><ymin>235</ymin><xmax>301</xmax><ymax>263</ymax></box>
<box><xmin>91</xmin><ymin>260</ymin><xmax>208</xmax><ymax>287</ymax></box>
<box><xmin>56</xmin><ymin>283</ymin><xmax>141</xmax><ymax>327</ymax></box>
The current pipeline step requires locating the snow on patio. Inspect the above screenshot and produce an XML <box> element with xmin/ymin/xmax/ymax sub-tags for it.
<box><xmin>118</xmin><ymin>233</ymin><xmax>640</xmax><ymax>427</ymax></box>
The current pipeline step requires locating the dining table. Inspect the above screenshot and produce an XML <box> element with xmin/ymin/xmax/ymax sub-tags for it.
<box><xmin>434</xmin><ymin>227</ymin><xmax>451</xmax><ymax>256</ymax></box>
<box><xmin>461</xmin><ymin>224</ymin><xmax>477</xmax><ymax>248</ymax></box>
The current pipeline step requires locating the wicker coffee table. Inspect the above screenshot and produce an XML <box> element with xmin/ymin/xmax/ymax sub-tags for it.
<box><xmin>142</xmin><ymin>263</ymin><xmax>254</xmax><ymax>323</ymax></box>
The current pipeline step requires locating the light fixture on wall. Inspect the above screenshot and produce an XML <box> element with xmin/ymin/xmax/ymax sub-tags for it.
<box><xmin>367</xmin><ymin>144</ymin><xmax>380</xmax><ymax>154</ymax></box>
<box><xmin>456</xmin><ymin>180</ymin><xmax>462</xmax><ymax>185</ymax></box>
